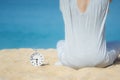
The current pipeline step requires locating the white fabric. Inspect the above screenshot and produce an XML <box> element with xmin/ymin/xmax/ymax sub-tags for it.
<box><xmin>57</xmin><ymin>0</ymin><xmax>120</xmax><ymax>69</ymax></box>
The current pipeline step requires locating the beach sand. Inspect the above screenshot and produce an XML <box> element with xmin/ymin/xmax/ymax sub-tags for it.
<box><xmin>0</xmin><ymin>48</ymin><xmax>120</xmax><ymax>80</ymax></box>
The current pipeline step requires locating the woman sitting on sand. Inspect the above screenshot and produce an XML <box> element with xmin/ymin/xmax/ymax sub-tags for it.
<box><xmin>56</xmin><ymin>0</ymin><xmax>120</xmax><ymax>69</ymax></box>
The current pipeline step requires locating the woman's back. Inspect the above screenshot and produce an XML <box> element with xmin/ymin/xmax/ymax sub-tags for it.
<box><xmin>57</xmin><ymin>0</ymin><xmax>119</xmax><ymax>69</ymax></box>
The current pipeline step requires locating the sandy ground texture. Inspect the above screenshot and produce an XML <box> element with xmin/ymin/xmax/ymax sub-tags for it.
<box><xmin>0</xmin><ymin>48</ymin><xmax>120</xmax><ymax>80</ymax></box>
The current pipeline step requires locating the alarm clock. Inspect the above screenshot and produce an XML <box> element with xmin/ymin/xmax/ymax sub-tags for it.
<box><xmin>30</xmin><ymin>51</ymin><xmax>44</xmax><ymax>66</ymax></box>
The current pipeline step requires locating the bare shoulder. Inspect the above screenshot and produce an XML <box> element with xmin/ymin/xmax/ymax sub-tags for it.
<box><xmin>110</xmin><ymin>0</ymin><xmax>112</xmax><ymax>3</ymax></box>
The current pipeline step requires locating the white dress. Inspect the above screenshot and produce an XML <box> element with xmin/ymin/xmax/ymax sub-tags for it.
<box><xmin>57</xmin><ymin>0</ymin><xmax>120</xmax><ymax>69</ymax></box>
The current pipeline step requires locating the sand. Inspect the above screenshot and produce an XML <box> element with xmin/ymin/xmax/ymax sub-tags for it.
<box><xmin>0</xmin><ymin>48</ymin><xmax>120</xmax><ymax>80</ymax></box>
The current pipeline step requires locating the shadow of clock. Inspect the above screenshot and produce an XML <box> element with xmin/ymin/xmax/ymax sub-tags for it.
<box><xmin>41</xmin><ymin>63</ymin><xmax>50</xmax><ymax>66</ymax></box>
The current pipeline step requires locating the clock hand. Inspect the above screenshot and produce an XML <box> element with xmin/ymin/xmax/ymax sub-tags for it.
<box><xmin>36</xmin><ymin>59</ymin><xmax>38</xmax><ymax>65</ymax></box>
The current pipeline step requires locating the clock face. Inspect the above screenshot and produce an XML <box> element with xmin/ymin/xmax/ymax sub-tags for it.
<box><xmin>30</xmin><ymin>52</ymin><xmax>44</xmax><ymax>66</ymax></box>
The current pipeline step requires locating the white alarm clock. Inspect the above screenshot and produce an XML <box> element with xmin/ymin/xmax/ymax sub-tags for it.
<box><xmin>30</xmin><ymin>50</ymin><xmax>44</xmax><ymax>66</ymax></box>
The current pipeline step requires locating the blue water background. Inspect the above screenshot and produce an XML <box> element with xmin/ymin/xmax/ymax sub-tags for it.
<box><xmin>0</xmin><ymin>0</ymin><xmax>120</xmax><ymax>49</ymax></box>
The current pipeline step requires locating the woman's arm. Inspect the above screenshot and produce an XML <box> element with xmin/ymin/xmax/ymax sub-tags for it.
<box><xmin>108</xmin><ymin>0</ymin><xmax>112</xmax><ymax>13</ymax></box>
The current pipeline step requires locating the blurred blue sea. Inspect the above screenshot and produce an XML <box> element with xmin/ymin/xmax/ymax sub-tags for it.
<box><xmin>0</xmin><ymin>0</ymin><xmax>120</xmax><ymax>49</ymax></box>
